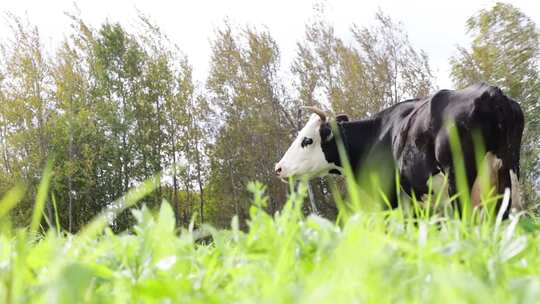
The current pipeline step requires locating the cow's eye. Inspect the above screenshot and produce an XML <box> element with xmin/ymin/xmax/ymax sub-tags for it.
<box><xmin>301</xmin><ymin>137</ymin><xmax>313</xmax><ymax>148</ymax></box>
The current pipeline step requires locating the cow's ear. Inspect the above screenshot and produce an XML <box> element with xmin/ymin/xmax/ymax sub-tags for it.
<box><xmin>336</xmin><ymin>114</ymin><xmax>349</xmax><ymax>123</ymax></box>
<box><xmin>320</xmin><ymin>124</ymin><xmax>333</xmax><ymax>142</ymax></box>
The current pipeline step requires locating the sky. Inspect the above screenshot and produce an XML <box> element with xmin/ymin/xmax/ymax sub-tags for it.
<box><xmin>1</xmin><ymin>0</ymin><xmax>539</xmax><ymax>89</ymax></box>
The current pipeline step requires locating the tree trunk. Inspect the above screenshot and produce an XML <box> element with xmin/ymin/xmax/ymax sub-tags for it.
<box><xmin>0</xmin><ymin>121</ymin><xmax>12</xmax><ymax>173</ymax></box>
<box><xmin>171</xmin><ymin>135</ymin><xmax>181</xmax><ymax>226</ymax></box>
<box><xmin>155</xmin><ymin>95</ymin><xmax>163</xmax><ymax>205</ymax></box>
<box><xmin>229</xmin><ymin>163</ymin><xmax>239</xmax><ymax>218</ymax></box>
<box><xmin>194</xmin><ymin>141</ymin><xmax>205</xmax><ymax>224</ymax></box>
<box><xmin>67</xmin><ymin>98</ymin><xmax>74</xmax><ymax>233</ymax></box>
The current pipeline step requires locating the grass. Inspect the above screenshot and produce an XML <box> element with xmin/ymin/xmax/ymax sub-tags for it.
<box><xmin>1</xmin><ymin>174</ymin><xmax>540</xmax><ymax>303</ymax></box>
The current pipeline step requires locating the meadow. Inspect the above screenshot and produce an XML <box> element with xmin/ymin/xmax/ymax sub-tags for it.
<box><xmin>0</xmin><ymin>2</ymin><xmax>539</xmax><ymax>303</ymax></box>
<box><xmin>1</xmin><ymin>162</ymin><xmax>540</xmax><ymax>303</ymax></box>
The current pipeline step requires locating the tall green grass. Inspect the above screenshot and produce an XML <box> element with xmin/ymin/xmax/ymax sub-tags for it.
<box><xmin>1</xmin><ymin>178</ymin><xmax>539</xmax><ymax>303</ymax></box>
<box><xmin>0</xmin><ymin>144</ymin><xmax>539</xmax><ymax>302</ymax></box>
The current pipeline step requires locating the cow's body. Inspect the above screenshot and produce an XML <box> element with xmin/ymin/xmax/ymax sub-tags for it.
<box><xmin>276</xmin><ymin>83</ymin><xmax>524</xmax><ymax>214</ymax></box>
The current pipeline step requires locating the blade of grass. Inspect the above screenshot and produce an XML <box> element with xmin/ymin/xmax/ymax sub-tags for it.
<box><xmin>51</xmin><ymin>193</ymin><xmax>61</xmax><ymax>234</ymax></box>
<box><xmin>447</xmin><ymin>121</ymin><xmax>472</xmax><ymax>224</ymax></box>
<box><xmin>78</xmin><ymin>175</ymin><xmax>160</xmax><ymax>239</ymax></box>
<box><xmin>0</xmin><ymin>185</ymin><xmax>26</xmax><ymax>219</ymax></box>
<box><xmin>30</xmin><ymin>161</ymin><xmax>53</xmax><ymax>233</ymax></box>
<box><xmin>494</xmin><ymin>188</ymin><xmax>511</xmax><ymax>236</ymax></box>
<box><xmin>329</xmin><ymin>178</ymin><xmax>351</xmax><ymax>225</ymax></box>
<box><xmin>329</xmin><ymin>120</ymin><xmax>361</xmax><ymax>211</ymax></box>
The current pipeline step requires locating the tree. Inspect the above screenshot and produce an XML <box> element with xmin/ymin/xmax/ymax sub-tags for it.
<box><xmin>450</xmin><ymin>2</ymin><xmax>540</xmax><ymax>206</ymax></box>
<box><xmin>293</xmin><ymin>10</ymin><xmax>434</xmax><ymax>119</ymax></box>
<box><xmin>0</xmin><ymin>15</ymin><xmax>55</xmax><ymax>226</ymax></box>
<box><xmin>205</xmin><ymin>24</ymin><xmax>292</xmax><ymax>228</ymax></box>
<box><xmin>0</xmin><ymin>12</ymin><xmax>209</xmax><ymax>232</ymax></box>
<box><xmin>50</xmin><ymin>38</ymin><xmax>93</xmax><ymax>232</ymax></box>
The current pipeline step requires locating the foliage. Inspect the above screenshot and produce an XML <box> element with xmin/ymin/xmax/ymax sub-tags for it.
<box><xmin>0</xmin><ymin>15</ymin><xmax>207</xmax><ymax>231</ymax></box>
<box><xmin>205</xmin><ymin>24</ymin><xmax>292</xmax><ymax>228</ymax></box>
<box><xmin>292</xmin><ymin>9</ymin><xmax>434</xmax><ymax>118</ymax></box>
<box><xmin>450</xmin><ymin>2</ymin><xmax>540</xmax><ymax>207</ymax></box>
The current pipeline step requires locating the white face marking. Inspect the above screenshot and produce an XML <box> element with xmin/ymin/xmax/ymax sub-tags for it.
<box><xmin>275</xmin><ymin>114</ymin><xmax>335</xmax><ymax>179</ymax></box>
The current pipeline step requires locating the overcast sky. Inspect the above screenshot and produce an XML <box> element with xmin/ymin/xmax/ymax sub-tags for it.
<box><xmin>2</xmin><ymin>0</ymin><xmax>539</xmax><ymax>89</ymax></box>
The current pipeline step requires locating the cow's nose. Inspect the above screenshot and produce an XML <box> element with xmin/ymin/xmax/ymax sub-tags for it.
<box><xmin>275</xmin><ymin>164</ymin><xmax>282</xmax><ymax>176</ymax></box>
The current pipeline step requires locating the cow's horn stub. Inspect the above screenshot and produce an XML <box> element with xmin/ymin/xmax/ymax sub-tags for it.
<box><xmin>302</xmin><ymin>106</ymin><xmax>327</xmax><ymax>122</ymax></box>
<box><xmin>336</xmin><ymin>113</ymin><xmax>349</xmax><ymax>122</ymax></box>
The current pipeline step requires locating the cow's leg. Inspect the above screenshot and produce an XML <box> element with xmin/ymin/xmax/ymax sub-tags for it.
<box><xmin>449</xmin><ymin>129</ymin><xmax>484</xmax><ymax>216</ymax></box>
<box><xmin>435</xmin><ymin>128</ymin><xmax>479</xmax><ymax>216</ymax></box>
<box><xmin>398</xmin><ymin>157</ymin><xmax>438</xmax><ymax>208</ymax></box>
<box><xmin>386</xmin><ymin>182</ymin><xmax>399</xmax><ymax>209</ymax></box>
<box><xmin>470</xmin><ymin>151</ymin><xmax>522</xmax><ymax>218</ymax></box>
<box><xmin>446</xmin><ymin>169</ymin><xmax>462</xmax><ymax>216</ymax></box>
<box><xmin>421</xmin><ymin>172</ymin><xmax>449</xmax><ymax>205</ymax></box>
<box><xmin>509</xmin><ymin>170</ymin><xmax>522</xmax><ymax>212</ymax></box>
<box><xmin>494</xmin><ymin>164</ymin><xmax>523</xmax><ymax>218</ymax></box>
<box><xmin>471</xmin><ymin>152</ymin><xmax>502</xmax><ymax>209</ymax></box>
<box><xmin>446</xmin><ymin>161</ymin><xmax>478</xmax><ymax>217</ymax></box>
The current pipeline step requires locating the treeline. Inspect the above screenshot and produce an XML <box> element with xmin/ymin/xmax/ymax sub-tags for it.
<box><xmin>0</xmin><ymin>3</ymin><xmax>538</xmax><ymax>232</ymax></box>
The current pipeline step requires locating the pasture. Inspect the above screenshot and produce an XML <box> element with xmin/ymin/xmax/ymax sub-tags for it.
<box><xmin>1</xmin><ymin>171</ymin><xmax>540</xmax><ymax>303</ymax></box>
<box><xmin>1</xmin><ymin>1</ymin><xmax>539</xmax><ymax>303</ymax></box>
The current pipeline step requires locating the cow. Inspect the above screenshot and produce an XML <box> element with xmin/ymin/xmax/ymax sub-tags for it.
<box><xmin>275</xmin><ymin>83</ymin><xmax>524</xmax><ymax>215</ymax></box>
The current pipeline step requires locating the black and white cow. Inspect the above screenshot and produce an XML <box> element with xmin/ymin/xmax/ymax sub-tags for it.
<box><xmin>275</xmin><ymin>83</ymin><xmax>524</xmax><ymax>214</ymax></box>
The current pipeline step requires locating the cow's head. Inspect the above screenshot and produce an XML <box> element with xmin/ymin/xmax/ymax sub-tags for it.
<box><xmin>275</xmin><ymin>107</ymin><xmax>348</xmax><ymax>180</ymax></box>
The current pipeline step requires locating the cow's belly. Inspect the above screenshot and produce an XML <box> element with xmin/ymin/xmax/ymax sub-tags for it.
<box><xmin>398</xmin><ymin>141</ymin><xmax>439</xmax><ymax>197</ymax></box>
<box><xmin>400</xmin><ymin>172</ymin><xmax>451</xmax><ymax>208</ymax></box>
<box><xmin>413</xmin><ymin>152</ymin><xmax>512</xmax><ymax>211</ymax></box>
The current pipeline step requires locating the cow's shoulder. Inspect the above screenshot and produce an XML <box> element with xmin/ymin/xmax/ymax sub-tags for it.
<box><xmin>427</xmin><ymin>88</ymin><xmax>453</xmax><ymax>114</ymax></box>
<box><xmin>373</xmin><ymin>99</ymin><xmax>418</xmax><ymax>128</ymax></box>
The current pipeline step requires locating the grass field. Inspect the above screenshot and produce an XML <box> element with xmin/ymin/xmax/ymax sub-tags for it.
<box><xmin>1</xmin><ymin>165</ymin><xmax>540</xmax><ymax>303</ymax></box>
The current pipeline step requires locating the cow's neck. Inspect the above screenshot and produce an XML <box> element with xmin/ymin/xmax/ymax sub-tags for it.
<box><xmin>322</xmin><ymin>118</ymin><xmax>381</xmax><ymax>173</ymax></box>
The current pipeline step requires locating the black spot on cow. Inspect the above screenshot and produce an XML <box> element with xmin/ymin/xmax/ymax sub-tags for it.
<box><xmin>301</xmin><ymin>137</ymin><xmax>313</xmax><ymax>148</ymax></box>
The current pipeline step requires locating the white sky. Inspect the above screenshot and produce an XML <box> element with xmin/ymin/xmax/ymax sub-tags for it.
<box><xmin>2</xmin><ymin>0</ymin><xmax>539</xmax><ymax>89</ymax></box>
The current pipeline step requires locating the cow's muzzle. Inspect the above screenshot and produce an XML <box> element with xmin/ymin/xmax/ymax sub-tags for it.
<box><xmin>274</xmin><ymin>163</ymin><xmax>283</xmax><ymax>176</ymax></box>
